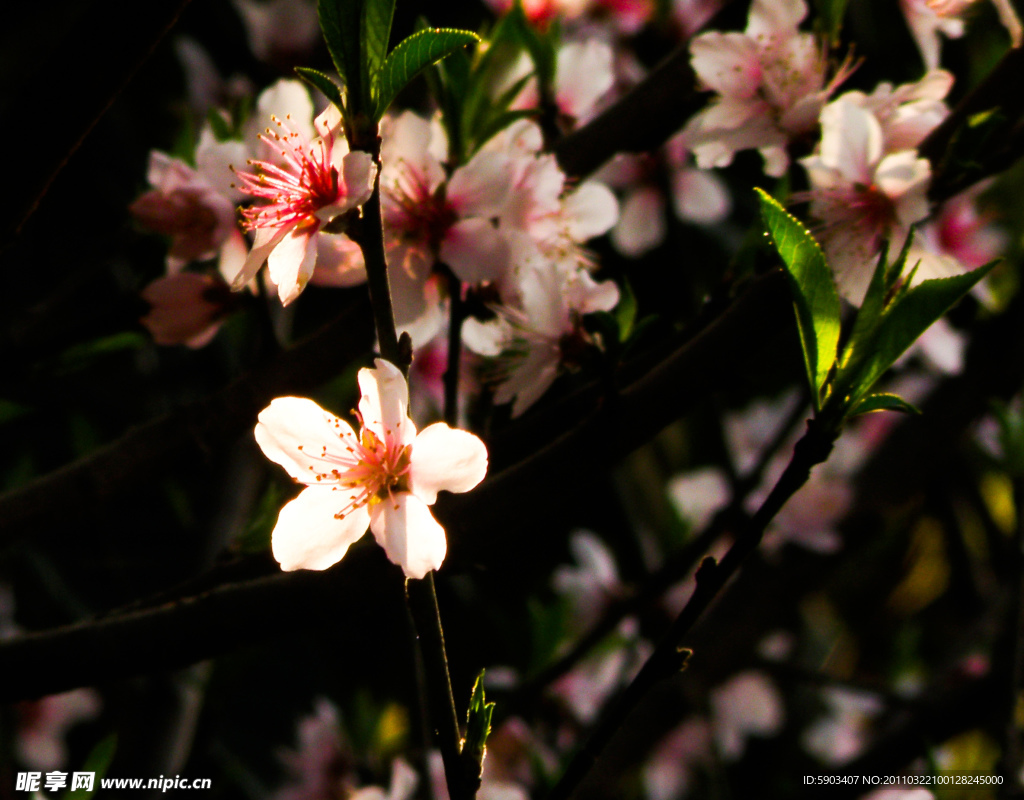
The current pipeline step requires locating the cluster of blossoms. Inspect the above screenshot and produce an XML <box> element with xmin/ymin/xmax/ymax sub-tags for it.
<box><xmin>798</xmin><ymin>70</ymin><xmax>955</xmax><ymax>303</ymax></box>
<box><xmin>680</xmin><ymin>0</ymin><xmax>855</xmax><ymax>177</ymax></box>
<box><xmin>116</xmin><ymin>0</ymin><xmax>1023</xmax><ymax>790</ymax></box>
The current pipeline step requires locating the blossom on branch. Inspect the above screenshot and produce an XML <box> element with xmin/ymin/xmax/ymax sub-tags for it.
<box><xmin>254</xmin><ymin>360</ymin><xmax>488</xmax><ymax>579</ymax></box>
<box><xmin>681</xmin><ymin>0</ymin><xmax>852</xmax><ymax>176</ymax></box>
<box><xmin>232</xmin><ymin>105</ymin><xmax>376</xmax><ymax>305</ymax></box>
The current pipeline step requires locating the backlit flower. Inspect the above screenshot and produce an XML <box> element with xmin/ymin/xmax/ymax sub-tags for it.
<box><xmin>232</xmin><ymin>105</ymin><xmax>376</xmax><ymax>305</ymax></box>
<box><xmin>799</xmin><ymin>97</ymin><xmax>933</xmax><ymax>303</ymax></box>
<box><xmin>255</xmin><ymin>360</ymin><xmax>488</xmax><ymax>578</ymax></box>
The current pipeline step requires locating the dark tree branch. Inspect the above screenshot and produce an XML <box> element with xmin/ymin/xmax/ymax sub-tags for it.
<box><xmin>552</xmin><ymin>44</ymin><xmax>698</xmax><ymax>180</ymax></box>
<box><xmin>0</xmin><ymin>270</ymin><xmax>796</xmax><ymax>701</ymax></box>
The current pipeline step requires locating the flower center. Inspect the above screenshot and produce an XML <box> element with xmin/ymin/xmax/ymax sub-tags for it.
<box><xmin>235</xmin><ymin>115</ymin><xmax>341</xmax><ymax>231</ymax></box>
<box><xmin>383</xmin><ymin>165</ymin><xmax>459</xmax><ymax>254</ymax></box>
<box><xmin>850</xmin><ymin>182</ymin><xmax>898</xmax><ymax>233</ymax></box>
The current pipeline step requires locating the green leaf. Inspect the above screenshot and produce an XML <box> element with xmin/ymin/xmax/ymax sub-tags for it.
<box><xmin>848</xmin><ymin>392</ymin><xmax>921</xmax><ymax>417</ymax></box>
<box><xmin>318</xmin><ymin>0</ymin><xmax>362</xmax><ymax>111</ymax></box>
<box><xmin>206</xmin><ymin>109</ymin><xmax>234</xmax><ymax>142</ymax></box>
<box><xmin>990</xmin><ymin>400</ymin><xmax>1024</xmax><ymax>477</ymax></box>
<box><xmin>846</xmin><ymin>261</ymin><xmax>998</xmax><ymax>406</ymax></box>
<box><xmin>463</xmin><ymin>671</ymin><xmax>496</xmax><ymax>768</ymax></box>
<box><xmin>756</xmin><ymin>188</ymin><xmax>842</xmax><ymax>411</ymax></box>
<box><xmin>374</xmin><ymin>28</ymin><xmax>480</xmax><ymax>120</ymax></box>
<box><xmin>294</xmin><ymin>67</ymin><xmax>345</xmax><ymax>111</ymax></box>
<box><xmin>63</xmin><ymin>734</ymin><xmax>117</xmax><ymax>799</ymax></box>
<box><xmin>616</xmin><ymin>277</ymin><xmax>637</xmax><ymax>341</ymax></box>
<box><xmin>363</xmin><ymin>0</ymin><xmax>396</xmax><ymax>82</ymax></box>
<box><xmin>837</xmin><ymin>234</ymin><xmax>911</xmax><ymax>379</ymax></box>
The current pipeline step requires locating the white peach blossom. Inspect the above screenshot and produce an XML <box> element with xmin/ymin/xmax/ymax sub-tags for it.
<box><xmin>799</xmin><ymin>97</ymin><xmax>934</xmax><ymax>304</ymax></box>
<box><xmin>682</xmin><ymin>0</ymin><xmax>851</xmax><ymax>176</ymax></box>
<box><xmin>254</xmin><ymin>360</ymin><xmax>488</xmax><ymax>578</ymax></box>
<box><xmin>482</xmin><ymin>263</ymin><xmax>620</xmax><ymax>417</ymax></box>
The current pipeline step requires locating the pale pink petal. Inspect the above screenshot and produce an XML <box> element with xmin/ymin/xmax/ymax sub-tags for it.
<box><xmin>196</xmin><ymin>129</ymin><xmax>251</xmax><ymax>202</ymax></box>
<box><xmin>745</xmin><ymin>0</ymin><xmax>806</xmax><ymax>37</ymax></box>
<box><xmin>519</xmin><ymin>264</ymin><xmax>569</xmax><ymax>337</ymax></box>
<box><xmin>218</xmin><ymin>228</ymin><xmax>251</xmax><ymax>287</ymax></box>
<box><xmin>555</xmin><ymin>41</ymin><xmax>615</xmax><ymax>120</ymax></box>
<box><xmin>409</xmin><ymin>423</ymin><xmax>488</xmax><ymax>504</ymax></box>
<box><xmin>358</xmin><ymin>359</ymin><xmax>415</xmax><ymax>445</ymax></box>
<box><xmin>256</xmin><ymin>79</ymin><xmax>316</xmax><ymax>142</ymax></box>
<box><xmin>272</xmin><ymin>485</ymin><xmax>371</xmax><ymax>571</ymax></box>
<box><xmin>316</xmin><ymin>103</ymin><xmax>346</xmax><ymax>141</ymax></box>
<box><xmin>234</xmin><ymin>225</ymin><xmax>288</xmax><ymax>291</ymax></box>
<box><xmin>310</xmin><ymin>233</ymin><xmax>367</xmax><ymax>287</ymax></box>
<box><xmin>339</xmin><ymin>151</ymin><xmax>377</xmax><ymax>209</ymax></box>
<box><xmin>759</xmin><ymin>146</ymin><xmax>790</xmax><ymax>178</ymax></box>
<box><xmin>461</xmin><ymin>316</ymin><xmax>509</xmax><ymax>357</ymax></box>
<box><xmin>268</xmin><ymin>225</ymin><xmax>319</xmax><ymax>305</ymax></box>
<box><xmin>440</xmin><ymin>218</ymin><xmax>511</xmax><ymax>284</ymax></box>
<box><xmin>254</xmin><ymin>396</ymin><xmax>358</xmax><ymax>481</ymax></box>
<box><xmin>612</xmin><ymin>187</ymin><xmax>667</xmax><ymax>257</ymax></box>
<box><xmin>496</xmin><ymin>343</ymin><xmax>561</xmax><ymax>418</ymax></box>
<box><xmin>448</xmin><ymin>151</ymin><xmax>512</xmax><ymax>218</ymax></box>
<box><xmin>570</xmin><ymin>271</ymin><xmax>620</xmax><ymax>315</ymax></box>
<box><xmin>382</xmin><ymin>112</ymin><xmax>446</xmax><ymax>196</ymax></box>
<box><xmin>369</xmin><ymin>493</ymin><xmax>447</xmax><ymax>579</ymax></box>
<box><xmin>140</xmin><ymin>273</ymin><xmax>224</xmax><ymax>347</ymax></box>
<box><xmin>563</xmin><ymin>182</ymin><xmax>619</xmax><ymax>241</ymax></box>
<box><xmin>901</xmin><ymin>0</ymin><xmax>963</xmax><ymax>70</ymax></box>
<box><xmin>819</xmin><ymin>100</ymin><xmax>883</xmax><ymax>184</ymax></box>
<box><xmin>672</xmin><ymin>167</ymin><xmax>731</xmax><ymax>224</ymax></box>
<box><xmin>690</xmin><ymin>32</ymin><xmax>762</xmax><ymax>99</ymax></box>
<box><xmin>875</xmin><ymin>151</ymin><xmax>931</xmax><ymax>224</ymax></box>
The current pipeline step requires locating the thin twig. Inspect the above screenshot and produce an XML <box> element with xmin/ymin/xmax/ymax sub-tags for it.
<box><xmin>505</xmin><ymin>391</ymin><xmax>808</xmax><ymax>715</ymax></box>
<box><xmin>349</xmin><ymin>126</ymin><xmax>470</xmax><ymax>799</ymax></box>
<box><xmin>545</xmin><ymin>417</ymin><xmax>838</xmax><ymax>800</ymax></box>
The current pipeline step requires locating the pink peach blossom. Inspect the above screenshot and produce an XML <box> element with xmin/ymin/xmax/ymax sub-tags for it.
<box><xmin>232</xmin><ymin>105</ymin><xmax>376</xmax><ymax>305</ymax></box>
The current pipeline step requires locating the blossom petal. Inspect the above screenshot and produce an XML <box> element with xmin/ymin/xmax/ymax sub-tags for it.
<box><xmin>746</xmin><ymin>0</ymin><xmax>806</xmax><ymax>37</ymax></box>
<box><xmin>819</xmin><ymin>100</ymin><xmax>882</xmax><ymax>184</ymax></box>
<box><xmin>254</xmin><ymin>396</ymin><xmax>358</xmax><ymax>482</ymax></box>
<box><xmin>690</xmin><ymin>32</ymin><xmax>762</xmax><ymax>99</ymax></box>
<box><xmin>369</xmin><ymin>493</ymin><xmax>447</xmax><ymax>579</ymax></box>
<box><xmin>612</xmin><ymin>187</ymin><xmax>666</xmax><ymax>257</ymax></box>
<box><xmin>409</xmin><ymin>423</ymin><xmax>488</xmax><ymax>504</ymax></box>
<box><xmin>272</xmin><ymin>486</ymin><xmax>371</xmax><ymax>571</ymax></box>
<box><xmin>358</xmin><ymin>359</ymin><xmax>415</xmax><ymax>445</ymax></box>
<box><xmin>440</xmin><ymin>218</ymin><xmax>510</xmax><ymax>284</ymax></box>
<box><xmin>268</xmin><ymin>225</ymin><xmax>319</xmax><ymax>305</ymax></box>
<box><xmin>562</xmin><ymin>181</ymin><xmax>619</xmax><ymax>241</ymax></box>
<box><xmin>555</xmin><ymin>40</ymin><xmax>615</xmax><ymax>120</ymax></box>
<box><xmin>234</xmin><ymin>225</ymin><xmax>288</xmax><ymax>291</ymax></box>
<box><xmin>448</xmin><ymin>151</ymin><xmax>511</xmax><ymax>218</ymax></box>
<box><xmin>340</xmin><ymin>151</ymin><xmax>377</xmax><ymax>209</ymax></box>
<box><xmin>671</xmin><ymin>167</ymin><xmax>731</xmax><ymax>224</ymax></box>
